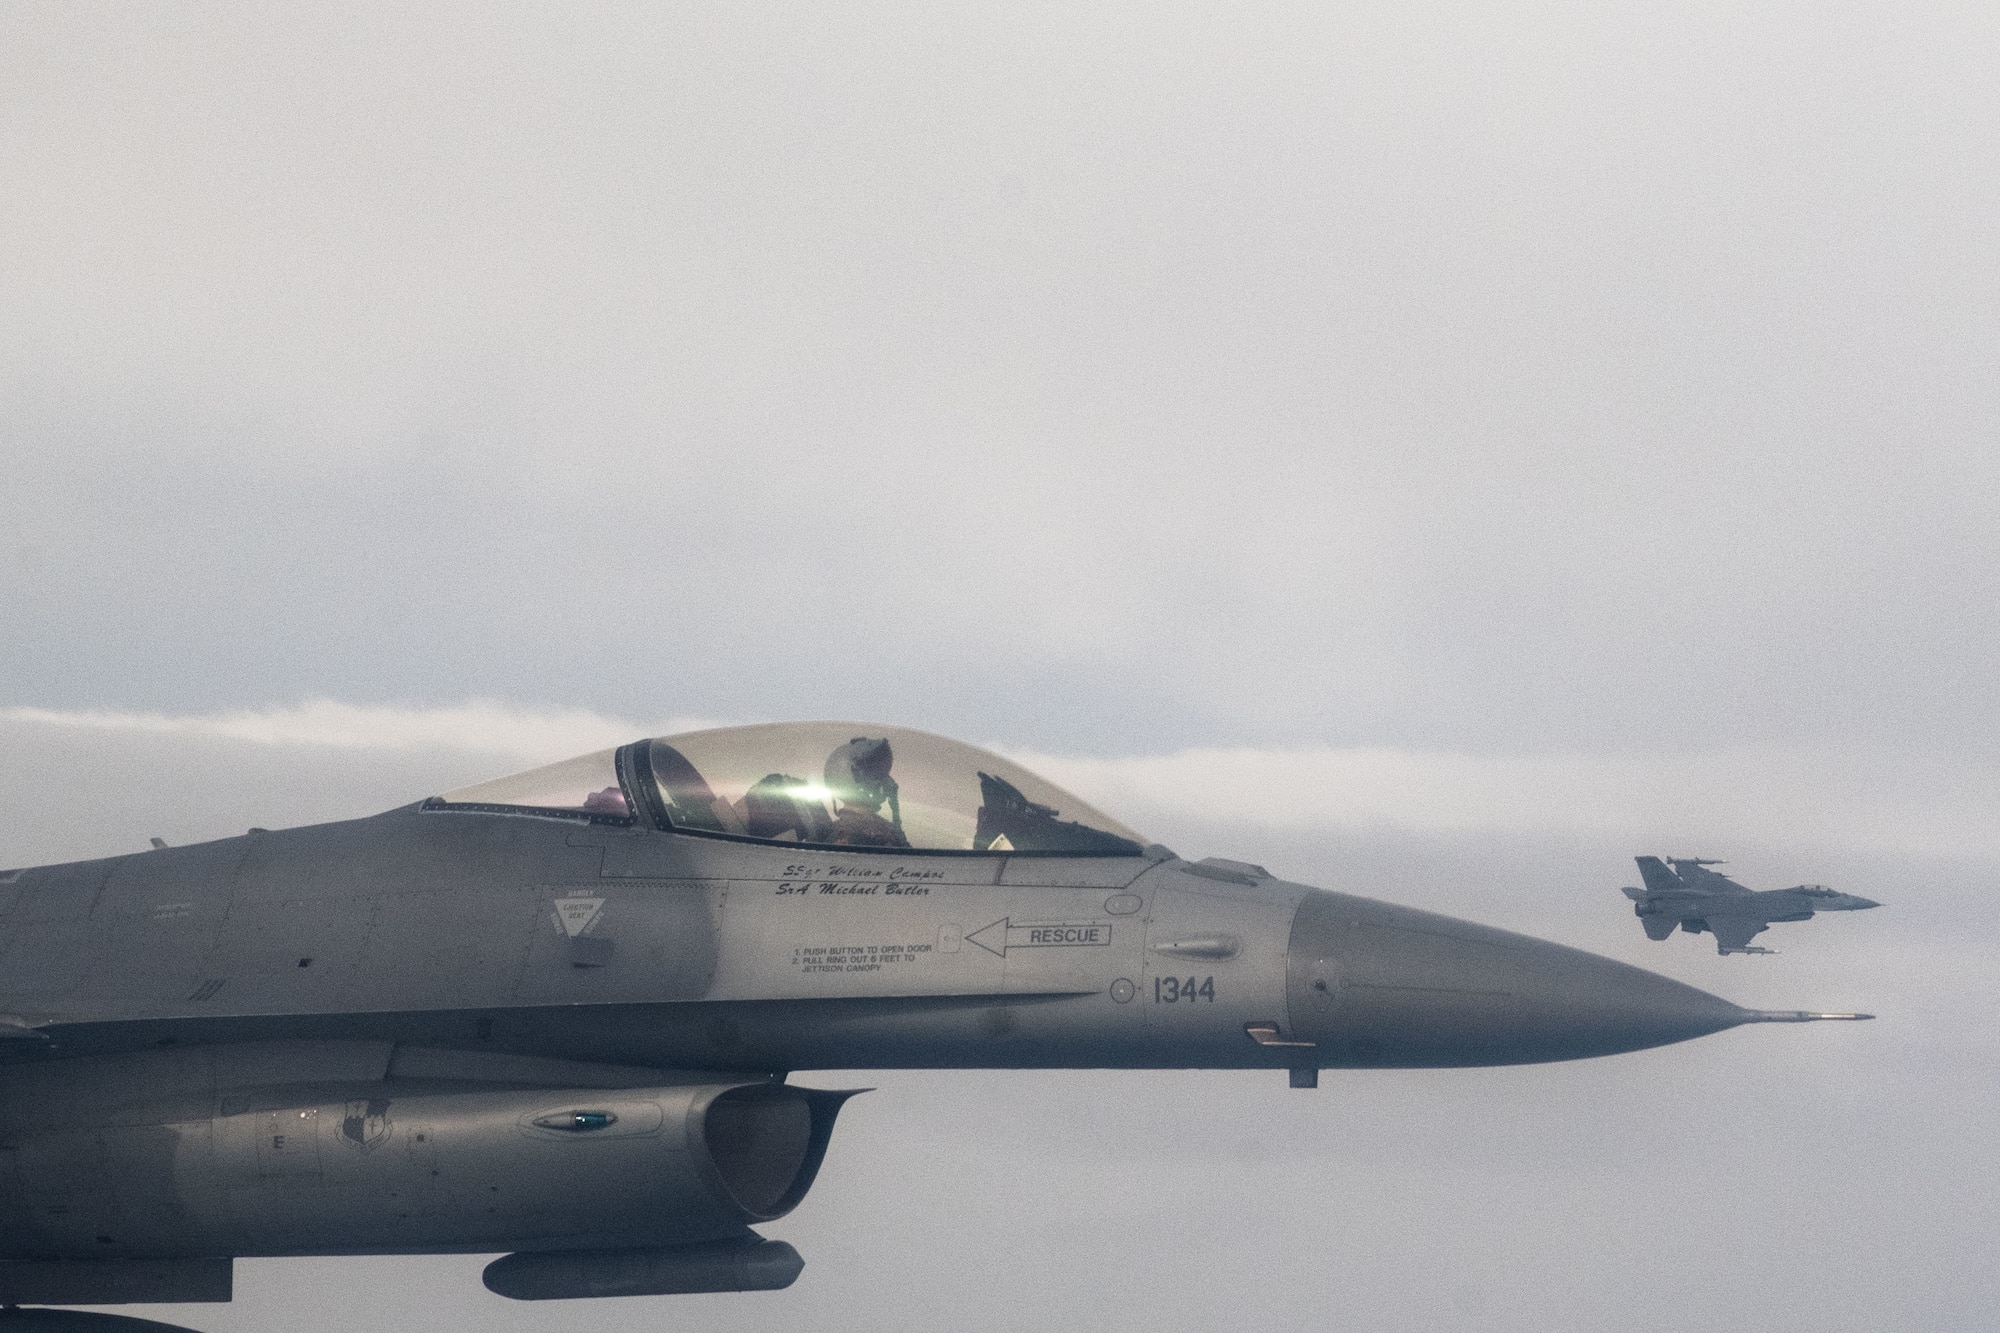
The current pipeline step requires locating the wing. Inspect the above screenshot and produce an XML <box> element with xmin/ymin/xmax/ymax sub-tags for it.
<box><xmin>1707</xmin><ymin>917</ymin><xmax>1769</xmax><ymax>953</ymax></box>
<box><xmin>1671</xmin><ymin>859</ymin><xmax>1753</xmax><ymax>895</ymax></box>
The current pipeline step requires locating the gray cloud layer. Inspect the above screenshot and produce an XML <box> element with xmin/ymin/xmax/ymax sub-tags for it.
<box><xmin>8</xmin><ymin>3</ymin><xmax>2000</xmax><ymax>757</ymax></box>
<box><xmin>15</xmin><ymin>701</ymin><xmax>2000</xmax><ymax>863</ymax></box>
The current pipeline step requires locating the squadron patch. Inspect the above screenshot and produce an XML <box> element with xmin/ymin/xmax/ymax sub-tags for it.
<box><xmin>341</xmin><ymin>1097</ymin><xmax>391</xmax><ymax>1151</ymax></box>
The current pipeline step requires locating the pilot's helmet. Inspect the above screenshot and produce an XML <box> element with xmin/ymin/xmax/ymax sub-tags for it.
<box><xmin>825</xmin><ymin>737</ymin><xmax>897</xmax><ymax>812</ymax></box>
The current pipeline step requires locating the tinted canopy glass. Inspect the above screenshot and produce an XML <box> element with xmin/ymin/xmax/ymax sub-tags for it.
<box><xmin>435</xmin><ymin>722</ymin><xmax>1149</xmax><ymax>855</ymax></box>
<box><xmin>437</xmin><ymin>747</ymin><xmax>630</xmax><ymax>818</ymax></box>
<box><xmin>640</xmin><ymin>723</ymin><xmax>1147</xmax><ymax>854</ymax></box>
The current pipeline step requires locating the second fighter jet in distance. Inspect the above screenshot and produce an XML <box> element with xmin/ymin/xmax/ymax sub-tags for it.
<box><xmin>1622</xmin><ymin>855</ymin><xmax>1881</xmax><ymax>955</ymax></box>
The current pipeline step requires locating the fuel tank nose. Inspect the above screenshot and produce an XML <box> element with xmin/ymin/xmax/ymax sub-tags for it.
<box><xmin>1286</xmin><ymin>889</ymin><xmax>1749</xmax><ymax>1067</ymax></box>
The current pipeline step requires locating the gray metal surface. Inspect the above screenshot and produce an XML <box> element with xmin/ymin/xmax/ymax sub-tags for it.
<box><xmin>0</xmin><ymin>723</ymin><xmax>1872</xmax><ymax>1308</ymax></box>
<box><xmin>0</xmin><ymin>1311</ymin><xmax>216</xmax><ymax>1333</ymax></box>
<box><xmin>0</xmin><ymin>1258</ymin><xmax>229</xmax><ymax>1305</ymax></box>
<box><xmin>482</xmin><ymin>1237</ymin><xmax>804</xmax><ymax>1298</ymax></box>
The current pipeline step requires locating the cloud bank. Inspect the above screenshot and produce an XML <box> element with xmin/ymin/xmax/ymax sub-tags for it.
<box><xmin>7</xmin><ymin>701</ymin><xmax>1991</xmax><ymax>859</ymax></box>
<box><xmin>0</xmin><ymin>699</ymin><xmax>696</xmax><ymax>764</ymax></box>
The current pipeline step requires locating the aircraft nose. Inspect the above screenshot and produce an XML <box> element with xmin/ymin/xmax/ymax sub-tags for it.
<box><xmin>1851</xmin><ymin>896</ymin><xmax>1882</xmax><ymax>910</ymax></box>
<box><xmin>1285</xmin><ymin>889</ymin><xmax>1749</xmax><ymax>1066</ymax></box>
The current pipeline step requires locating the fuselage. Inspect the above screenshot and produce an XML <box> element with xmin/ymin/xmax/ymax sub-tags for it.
<box><xmin>0</xmin><ymin>802</ymin><xmax>1749</xmax><ymax>1076</ymax></box>
<box><xmin>1636</xmin><ymin>885</ymin><xmax>1880</xmax><ymax>931</ymax></box>
<box><xmin>0</xmin><ymin>758</ymin><xmax>1849</xmax><ymax>1284</ymax></box>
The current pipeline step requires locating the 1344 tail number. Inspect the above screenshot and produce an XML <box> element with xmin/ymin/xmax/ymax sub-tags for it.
<box><xmin>1153</xmin><ymin>975</ymin><xmax>1215</xmax><ymax>1003</ymax></box>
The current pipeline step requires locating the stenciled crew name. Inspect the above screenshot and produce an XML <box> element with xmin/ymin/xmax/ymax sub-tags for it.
<box><xmin>773</xmin><ymin>880</ymin><xmax>933</xmax><ymax>897</ymax></box>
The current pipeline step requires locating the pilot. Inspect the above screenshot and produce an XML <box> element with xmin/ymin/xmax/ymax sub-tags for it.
<box><xmin>823</xmin><ymin>737</ymin><xmax>909</xmax><ymax>848</ymax></box>
<box><xmin>580</xmin><ymin>786</ymin><xmax>629</xmax><ymax>816</ymax></box>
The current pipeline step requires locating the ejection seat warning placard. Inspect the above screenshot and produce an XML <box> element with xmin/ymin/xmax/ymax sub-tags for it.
<box><xmin>966</xmin><ymin>919</ymin><xmax>1112</xmax><ymax>957</ymax></box>
<box><xmin>793</xmin><ymin>943</ymin><xmax>933</xmax><ymax>974</ymax></box>
<box><xmin>785</xmin><ymin>922</ymin><xmax>1110</xmax><ymax>973</ymax></box>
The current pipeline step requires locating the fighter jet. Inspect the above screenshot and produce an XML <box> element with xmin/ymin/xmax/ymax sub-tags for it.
<box><xmin>1622</xmin><ymin>855</ymin><xmax>1881</xmax><ymax>955</ymax></box>
<box><xmin>0</xmin><ymin>724</ymin><xmax>1870</xmax><ymax>1331</ymax></box>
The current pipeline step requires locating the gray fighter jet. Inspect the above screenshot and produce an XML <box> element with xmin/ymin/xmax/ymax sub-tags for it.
<box><xmin>1622</xmin><ymin>855</ymin><xmax>1881</xmax><ymax>955</ymax></box>
<box><xmin>0</xmin><ymin>724</ymin><xmax>1870</xmax><ymax>1331</ymax></box>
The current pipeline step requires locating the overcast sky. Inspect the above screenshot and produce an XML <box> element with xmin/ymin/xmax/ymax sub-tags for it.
<box><xmin>2</xmin><ymin>3</ymin><xmax>1995</xmax><ymax>1331</ymax></box>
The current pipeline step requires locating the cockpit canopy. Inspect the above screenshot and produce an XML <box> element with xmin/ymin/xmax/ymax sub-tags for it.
<box><xmin>429</xmin><ymin>722</ymin><xmax>1148</xmax><ymax>856</ymax></box>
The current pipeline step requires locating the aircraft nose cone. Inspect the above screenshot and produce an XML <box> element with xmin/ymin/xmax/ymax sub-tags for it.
<box><xmin>1852</xmin><ymin>897</ymin><xmax>1882</xmax><ymax>910</ymax></box>
<box><xmin>1286</xmin><ymin>890</ymin><xmax>1748</xmax><ymax>1066</ymax></box>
